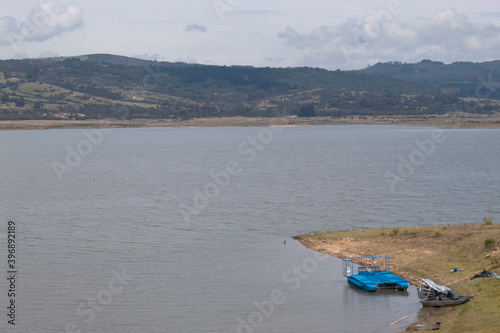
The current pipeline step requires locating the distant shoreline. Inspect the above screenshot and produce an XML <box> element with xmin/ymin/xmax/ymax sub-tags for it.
<box><xmin>1</xmin><ymin>114</ymin><xmax>500</xmax><ymax>130</ymax></box>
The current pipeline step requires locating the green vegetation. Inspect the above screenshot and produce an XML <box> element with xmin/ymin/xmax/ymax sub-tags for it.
<box><xmin>1</xmin><ymin>54</ymin><xmax>498</xmax><ymax>121</ymax></box>
<box><xmin>485</xmin><ymin>238</ymin><xmax>496</xmax><ymax>247</ymax></box>
<box><xmin>360</xmin><ymin>59</ymin><xmax>500</xmax><ymax>100</ymax></box>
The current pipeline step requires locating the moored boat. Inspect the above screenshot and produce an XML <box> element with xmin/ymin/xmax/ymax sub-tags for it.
<box><xmin>417</xmin><ymin>279</ymin><xmax>473</xmax><ymax>307</ymax></box>
<box><xmin>342</xmin><ymin>255</ymin><xmax>409</xmax><ymax>292</ymax></box>
<box><xmin>419</xmin><ymin>295</ymin><xmax>473</xmax><ymax>307</ymax></box>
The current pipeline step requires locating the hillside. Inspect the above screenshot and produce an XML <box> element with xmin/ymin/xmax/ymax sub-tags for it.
<box><xmin>0</xmin><ymin>55</ymin><xmax>497</xmax><ymax>121</ymax></box>
<box><xmin>358</xmin><ymin>60</ymin><xmax>500</xmax><ymax>99</ymax></box>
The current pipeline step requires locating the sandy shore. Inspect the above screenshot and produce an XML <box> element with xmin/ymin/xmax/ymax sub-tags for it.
<box><xmin>1</xmin><ymin>113</ymin><xmax>500</xmax><ymax>130</ymax></box>
<box><xmin>294</xmin><ymin>223</ymin><xmax>500</xmax><ymax>332</ymax></box>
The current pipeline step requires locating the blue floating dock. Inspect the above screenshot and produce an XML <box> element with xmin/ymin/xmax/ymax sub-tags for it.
<box><xmin>342</xmin><ymin>255</ymin><xmax>409</xmax><ymax>292</ymax></box>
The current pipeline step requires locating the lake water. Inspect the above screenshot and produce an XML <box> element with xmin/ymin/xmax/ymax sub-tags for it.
<box><xmin>0</xmin><ymin>124</ymin><xmax>499</xmax><ymax>332</ymax></box>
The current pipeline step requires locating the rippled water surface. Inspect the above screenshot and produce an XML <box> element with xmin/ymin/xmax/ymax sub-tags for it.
<box><xmin>0</xmin><ymin>125</ymin><xmax>499</xmax><ymax>332</ymax></box>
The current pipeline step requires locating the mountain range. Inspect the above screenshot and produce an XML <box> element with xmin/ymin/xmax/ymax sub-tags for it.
<box><xmin>0</xmin><ymin>54</ymin><xmax>499</xmax><ymax>121</ymax></box>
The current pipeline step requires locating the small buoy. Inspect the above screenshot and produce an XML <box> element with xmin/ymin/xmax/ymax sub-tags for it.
<box><xmin>283</xmin><ymin>240</ymin><xmax>287</xmax><ymax>245</ymax></box>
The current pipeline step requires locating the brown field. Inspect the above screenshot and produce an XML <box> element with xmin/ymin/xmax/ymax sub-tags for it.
<box><xmin>295</xmin><ymin>222</ymin><xmax>500</xmax><ymax>332</ymax></box>
<box><xmin>1</xmin><ymin>112</ymin><xmax>500</xmax><ymax>130</ymax></box>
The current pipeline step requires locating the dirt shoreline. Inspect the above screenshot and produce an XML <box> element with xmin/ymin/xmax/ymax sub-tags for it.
<box><xmin>1</xmin><ymin>113</ymin><xmax>500</xmax><ymax>130</ymax></box>
<box><xmin>294</xmin><ymin>223</ymin><xmax>500</xmax><ymax>332</ymax></box>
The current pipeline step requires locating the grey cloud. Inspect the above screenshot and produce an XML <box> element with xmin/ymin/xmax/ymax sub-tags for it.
<box><xmin>0</xmin><ymin>3</ymin><xmax>83</xmax><ymax>46</ymax></box>
<box><xmin>38</xmin><ymin>50</ymin><xmax>60</xmax><ymax>58</ymax></box>
<box><xmin>278</xmin><ymin>25</ymin><xmax>345</xmax><ymax>50</ymax></box>
<box><xmin>481</xmin><ymin>12</ymin><xmax>500</xmax><ymax>18</ymax></box>
<box><xmin>263</xmin><ymin>57</ymin><xmax>285</xmax><ymax>63</ymax></box>
<box><xmin>0</xmin><ymin>17</ymin><xmax>18</xmax><ymax>45</ymax></box>
<box><xmin>14</xmin><ymin>52</ymin><xmax>29</xmax><ymax>59</ymax></box>
<box><xmin>279</xmin><ymin>8</ymin><xmax>500</xmax><ymax>69</ymax></box>
<box><xmin>185</xmin><ymin>23</ymin><xmax>207</xmax><ymax>33</ymax></box>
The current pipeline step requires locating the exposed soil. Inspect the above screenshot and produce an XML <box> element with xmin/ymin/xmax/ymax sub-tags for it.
<box><xmin>1</xmin><ymin>112</ymin><xmax>500</xmax><ymax>130</ymax></box>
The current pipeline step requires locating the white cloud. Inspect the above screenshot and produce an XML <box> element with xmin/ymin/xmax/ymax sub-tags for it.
<box><xmin>0</xmin><ymin>2</ymin><xmax>84</xmax><ymax>46</ymax></box>
<box><xmin>133</xmin><ymin>53</ymin><xmax>165</xmax><ymax>61</ymax></box>
<box><xmin>279</xmin><ymin>8</ymin><xmax>500</xmax><ymax>69</ymax></box>
<box><xmin>174</xmin><ymin>56</ymin><xmax>198</xmax><ymax>64</ymax></box>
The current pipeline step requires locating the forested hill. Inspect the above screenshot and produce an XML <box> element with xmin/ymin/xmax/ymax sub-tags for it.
<box><xmin>0</xmin><ymin>54</ymin><xmax>497</xmax><ymax>121</ymax></box>
<box><xmin>358</xmin><ymin>60</ymin><xmax>500</xmax><ymax>100</ymax></box>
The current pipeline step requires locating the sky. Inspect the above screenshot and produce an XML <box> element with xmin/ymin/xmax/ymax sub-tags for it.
<box><xmin>1</xmin><ymin>0</ymin><xmax>500</xmax><ymax>70</ymax></box>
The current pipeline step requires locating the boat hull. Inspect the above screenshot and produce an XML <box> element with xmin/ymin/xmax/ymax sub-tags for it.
<box><xmin>420</xmin><ymin>296</ymin><xmax>472</xmax><ymax>307</ymax></box>
<box><xmin>347</xmin><ymin>277</ymin><xmax>378</xmax><ymax>291</ymax></box>
<box><xmin>347</xmin><ymin>271</ymin><xmax>409</xmax><ymax>292</ymax></box>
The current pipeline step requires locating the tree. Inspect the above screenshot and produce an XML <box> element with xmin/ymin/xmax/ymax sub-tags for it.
<box><xmin>33</xmin><ymin>101</ymin><xmax>44</xmax><ymax>110</ymax></box>
<box><xmin>15</xmin><ymin>97</ymin><xmax>25</xmax><ymax>107</ymax></box>
<box><xmin>27</xmin><ymin>69</ymin><xmax>40</xmax><ymax>81</ymax></box>
<box><xmin>1</xmin><ymin>93</ymin><xmax>9</xmax><ymax>103</ymax></box>
<box><xmin>298</xmin><ymin>104</ymin><xmax>316</xmax><ymax>117</ymax></box>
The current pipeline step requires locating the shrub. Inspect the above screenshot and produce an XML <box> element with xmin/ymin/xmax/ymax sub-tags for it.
<box><xmin>391</xmin><ymin>227</ymin><xmax>400</xmax><ymax>236</ymax></box>
<box><xmin>432</xmin><ymin>230</ymin><xmax>443</xmax><ymax>238</ymax></box>
<box><xmin>485</xmin><ymin>238</ymin><xmax>496</xmax><ymax>247</ymax></box>
<box><xmin>483</xmin><ymin>214</ymin><xmax>493</xmax><ymax>225</ymax></box>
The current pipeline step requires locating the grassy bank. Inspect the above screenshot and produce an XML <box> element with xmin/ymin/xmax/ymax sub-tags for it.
<box><xmin>294</xmin><ymin>223</ymin><xmax>500</xmax><ymax>332</ymax></box>
<box><xmin>1</xmin><ymin>113</ymin><xmax>500</xmax><ymax>130</ymax></box>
